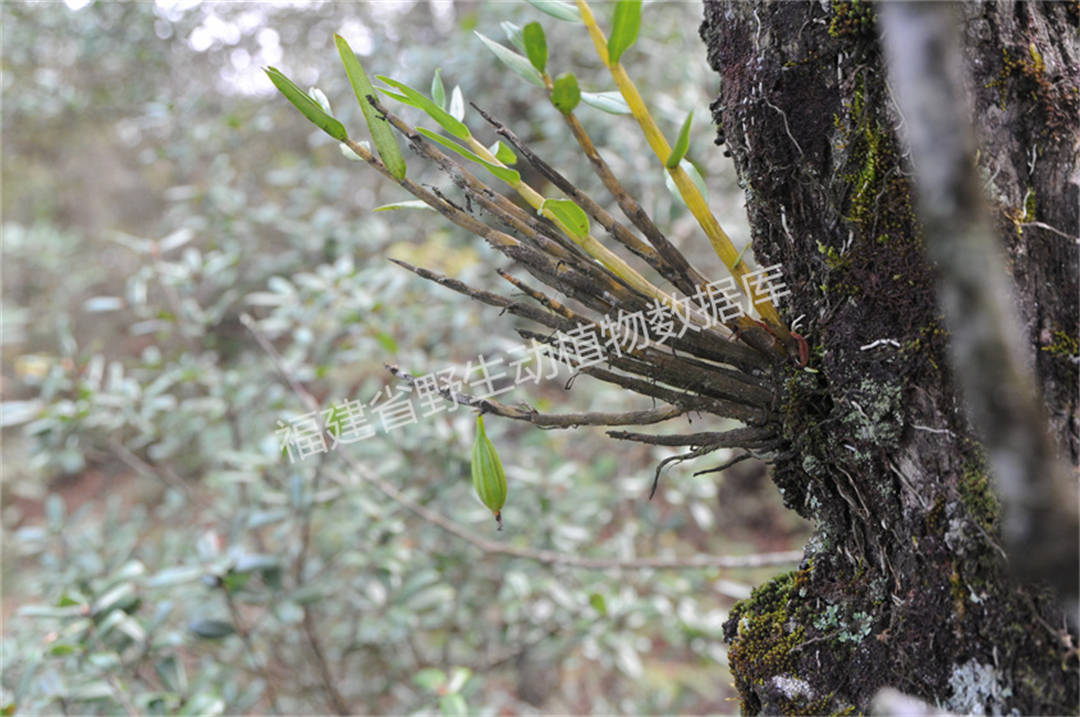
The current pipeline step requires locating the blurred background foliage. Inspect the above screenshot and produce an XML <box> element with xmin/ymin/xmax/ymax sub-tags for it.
<box><xmin>1</xmin><ymin>1</ymin><xmax>809</xmax><ymax>714</ymax></box>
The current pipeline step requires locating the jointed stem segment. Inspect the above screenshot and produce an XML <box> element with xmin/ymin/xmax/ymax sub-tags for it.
<box><xmin>574</xmin><ymin>0</ymin><xmax>785</xmax><ymax>332</ymax></box>
<box><xmin>388</xmin><ymin>364</ymin><xmax>684</xmax><ymax>429</ymax></box>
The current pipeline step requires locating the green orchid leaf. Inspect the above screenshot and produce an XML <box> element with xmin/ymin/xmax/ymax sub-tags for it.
<box><xmin>431</xmin><ymin>68</ymin><xmax>446</xmax><ymax>110</ymax></box>
<box><xmin>666</xmin><ymin>110</ymin><xmax>693</xmax><ymax>169</ymax></box>
<box><xmin>264</xmin><ymin>66</ymin><xmax>347</xmax><ymax>141</ymax></box>
<box><xmin>489</xmin><ymin>140</ymin><xmax>518</xmax><ymax>165</ymax></box>
<box><xmin>551</xmin><ymin>73</ymin><xmax>581</xmax><ymax>114</ymax></box>
<box><xmin>376</xmin><ymin>75</ymin><xmax>470</xmax><ymax>140</ymax></box>
<box><xmin>378</xmin><ymin>88</ymin><xmax>410</xmax><ymax>103</ymax></box>
<box><xmin>334</xmin><ymin>35</ymin><xmax>406</xmax><ymax>179</ymax></box>
<box><xmin>541</xmin><ymin>197</ymin><xmax>590</xmax><ymax>239</ymax></box>
<box><xmin>580</xmin><ymin>90</ymin><xmax>632</xmax><ymax>115</ymax></box>
<box><xmin>415</xmin><ymin>127</ymin><xmax>521</xmax><ymax>184</ymax></box>
<box><xmin>608</xmin><ymin>0</ymin><xmax>642</xmax><ymax>65</ymax></box>
<box><xmin>474</xmin><ymin>31</ymin><xmax>545</xmax><ymax>87</ymax></box>
<box><xmin>525</xmin><ymin>0</ymin><xmax>582</xmax><ymax>23</ymax></box>
<box><xmin>522</xmin><ymin>22</ymin><xmax>548</xmax><ymax>74</ymax></box>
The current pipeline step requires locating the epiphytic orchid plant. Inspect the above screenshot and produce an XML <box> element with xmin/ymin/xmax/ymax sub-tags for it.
<box><xmin>266</xmin><ymin>0</ymin><xmax>807</xmax><ymax>522</ymax></box>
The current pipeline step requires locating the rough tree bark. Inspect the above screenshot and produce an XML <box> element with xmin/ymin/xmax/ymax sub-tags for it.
<box><xmin>700</xmin><ymin>1</ymin><xmax>1078</xmax><ymax>713</ymax></box>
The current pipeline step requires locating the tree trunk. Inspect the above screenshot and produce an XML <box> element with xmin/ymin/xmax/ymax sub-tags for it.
<box><xmin>700</xmin><ymin>1</ymin><xmax>1078</xmax><ymax>713</ymax></box>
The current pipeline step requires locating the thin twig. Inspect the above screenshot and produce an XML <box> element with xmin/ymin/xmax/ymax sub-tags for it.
<box><xmin>303</xmin><ymin>606</ymin><xmax>350</xmax><ymax>715</ymax></box>
<box><xmin>223</xmin><ymin>587</ymin><xmax>281</xmax><ymax>714</ymax></box>
<box><xmin>240</xmin><ymin>314</ymin><xmax>320</xmax><ymax>412</ymax></box>
<box><xmin>239</xmin><ymin>316</ymin><xmax>349</xmax><ymax>714</ymax></box>
<box><xmin>107</xmin><ymin>437</ymin><xmax>189</xmax><ymax>495</ymax></box>
<box><xmin>328</xmin><ymin>464</ymin><xmax>800</xmax><ymax>571</ymax></box>
<box><xmin>496</xmin><ymin>268</ymin><xmax>577</xmax><ymax>322</ymax></box>
<box><xmin>294</xmin><ymin>459</ymin><xmax>350</xmax><ymax>715</ymax></box>
<box><xmin>106</xmin><ymin>676</ymin><xmax>139</xmax><ymax>717</ymax></box>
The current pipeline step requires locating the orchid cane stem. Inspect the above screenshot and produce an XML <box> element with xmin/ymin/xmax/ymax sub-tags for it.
<box><xmin>574</xmin><ymin>0</ymin><xmax>784</xmax><ymax>330</ymax></box>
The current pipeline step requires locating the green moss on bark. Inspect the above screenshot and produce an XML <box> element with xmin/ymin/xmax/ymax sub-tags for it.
<box><xmin>986</xmin><ymin>43</ymin><xmax>1080</xmax><ymax>141</ymax></box>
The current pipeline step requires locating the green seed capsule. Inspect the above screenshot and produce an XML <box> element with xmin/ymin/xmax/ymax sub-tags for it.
<box><xmin>471</xmin><ymin>414</ymin><xmax>507</xmax><ymax>530</ymax></box>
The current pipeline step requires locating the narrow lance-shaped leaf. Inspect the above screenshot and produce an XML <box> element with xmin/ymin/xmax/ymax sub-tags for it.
<box><xmin>431</xmin><ymin>68</ymin><xmax>446</xmax><ymax>110</ymax></box>
<box><xmin>415</xmin><ymin>128</ymin><xmax>521</xmax><ymax>184</ymax></box>
<box><xmin>580</xmin><ymin>90</ymin><xmax>632</xmax><ymax>115</ymax></box>
<box><xmin>525</xmin><ymin>0</ymin><xmax>582</xmax><ymax>23</ymax></box>
<box><xmin>666</xmin><ymin>110</ymin><xmax>693</xmax><ymax>169</ymax></box>
<box><xmin>522</xmin><ymin>22</ymin><xmax>548</xmax><ymax>74</ymax></box>
<box><xmin>471</xmin><ymin>415</ymin><xmax>507</xmax><ymax>530</ymax></box>
<box><xmin>541</xmin><ymin>198</ymin><xmax>590</xmax><ymax>239</ymax></box>
<box><xmin>377</xmin><ymin>87</ymin><xmax>409</xmax><ymax>103</ymax></box>
<box><xmin>334</xmin><ymin>35</ymin><xmax>406</xmax><ymax>179</ymax></box>
<box><xmin>376</xmin><ymin>75</ymin><xmax>469</xmax><ymax>139</ymax></box>
<box><xmin>608</xmin><ymin>0</ymin><xmax>643</xmax><ymax>65</ymax></box>
<box><xmin>264</xmin><ymin>67</ymin><xmax>348</xmax><ymax>141</ymax></box>
<box><xmin>551</xmin><ymin>72</ymin><xmax>581</xmax><ymax>114</ymax></box>
<box><xmin>474</xmin><ymin>31</ymin><xmax>545</xmax><ymax>87</ymax></box>
<box><xmin>500</xmin><ymin>21</ymin><xmax>526</xmax><ymax>53</ymax></box>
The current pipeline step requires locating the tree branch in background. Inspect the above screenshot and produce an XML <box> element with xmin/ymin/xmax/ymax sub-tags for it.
<box><xmin>240</xmin><ymin>314</ymin><xmax>350</xmax><ymax>714</ymax></box>
<box><xmin>222</xmin><ymin>585</ymin><xmax>281</xmax><ymax>714</ymax></box>
<box><xmin>879</xmin><ymin>3</ymin><xmax>1079</xmax><ymax>610</ymax></box>
<box><xmin>328</xmin><ymin>463</ymin><xmax>800</xmax><ymax>578</ymax></box>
